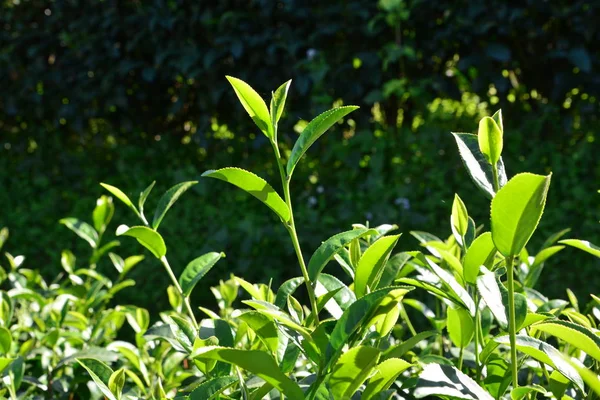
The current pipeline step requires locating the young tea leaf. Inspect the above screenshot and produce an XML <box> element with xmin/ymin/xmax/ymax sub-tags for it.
<box><xmin>559</xmin><ymin>239</ymin><xmax>600</xmax><ymax>258</ymax></box>
<box><xmin>414</xmin><ymin>363</ymin><xmax>494</xmax><ymax>400</ymax></box>
<box><xmin>202</xmin><ymin>168</ymin><xmax>290</xmax><ymax>222</ymax></box>
<box><xmin>307</xmin><ymin>228</ymin><xmax>377</xmax><ymax>281</ymax></box>
<box><xmin>447</xmin><ymin>306</ymin><xmax>474</xmax><ymax>348</ymax></box>
<box><xmin>532</xmin><ymin>319</ymin><xmax>600</xmax><ymax>361</ymax></box>
<box><xmin>152</xmin><ymin>181</ymin><xmax>198</xmax><ymax>230</ymax></box>
<box><xmin>138</xmin><ymin>180</ymin><xmax>156</xmax><ymax>217</ymax></box>
<box><xmin>464</xmin><ymin>232</ymin><xmax>496</xmax><ymax>284</ymax></box>
<box><xmin>76</xmin><ymin>358</ymin><xmax>117</xmax><ymax>400</ymax></box>
<box><xmin>179</xmin><ymin>252</ymin><xmax>225</xmax><ymax>297</ymax></box>
<box><xmin>116</xmin><ymin>225</ymin><xmax>166</xmax><ymax>258</ymax></box>
<box><xmin>287</xmin><ymin>106</ymin><xmax>359</xmax><ymax>177</ymax></box>
<box><xmin>270</xmin><ymin>80</ymin><xmax>291</xmax><ymax>127</ymax></box>
<box><xmin>478</xmin><ymin>116</ymin><xmax>503</xmax><ymax>165</ymax></box>
<box><xmin>451</xmin><ymin>133</ymin><xmax>508</xmax><ymax>199</ymax></box>
<box><xmin>362</xmin><ymin>358</ymin><xmax>412</xmax><ymax>400</ymax></box>
<box><xmin>491</xmin><ymin>173</ymin><xmax>552</xmax><ymax>257</ymax></box>
<box><xmin>354</xmin><ymin>235</ymin><xmax>401</xmax><ymax>298</ymax></box>
<box><xmin>226</xmin><ymin>76</ymin><xmax>273</xmax><ymax>140</ymax></box>
<box><xmin>451</xmin><ymin>194</ymin><xmax>469</xmax><ymax>239</ymax></box>
<box><xmin>100</xmin><ymin>183</ymin><xmax>138</xmax><ymax>215</ymax></box>
<box><xmin>329</xmin><ymin>346</ymin><xmax>381</xmax><ymax>400</ymax></box>
<box><xmin>189</xmin><ymin>376</ymin><xmax>238</xmax><ymax>400</ymax></box>
<box><xmin>59</xmin><ymin>218</ymin><xmax>98</xmax><ymax>248</ymax></box>
<box><xmin>92</xmin><ymin>195</ymin><xmax>114</xmax><ymax>234</ymax></box>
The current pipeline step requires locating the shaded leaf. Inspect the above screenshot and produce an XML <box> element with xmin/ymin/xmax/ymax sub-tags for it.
<box><xmin>152</xmin><ymin>181</ymin><xmax>198</xmax><ymax>229</ymax></box>
<box><xmin>179</xmin><ymin>252</ymin><xmax>225</xmax><ymax>297</ymax></box>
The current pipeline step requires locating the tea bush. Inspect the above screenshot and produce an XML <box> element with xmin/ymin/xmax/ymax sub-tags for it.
<box><xmin>1</xmin><ymin>77</ymin><xmax>599</xmax><ymax>399</ymax></box>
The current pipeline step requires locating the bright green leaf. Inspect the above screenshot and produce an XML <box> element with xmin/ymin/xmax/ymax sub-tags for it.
<box><xmin>414</xmin><ymin>363</ymin><xmax>493</xmax><ymax>399</ymax></box>
<box><xmin>308</xmin><ymin>228</ymin><xmax>377</xmax><ymax>281</ymax></box>
<box><xmin>476</xmin><ymin>268</ymin><xmax>508</xmax><ymax>329</ymax></box>
<box><xmin>287</xmin><ymin>106</ymin><xmax>359</xmax><ymax>177</ymax></box>
<box><xmin>152</xmin><ymin>181</ymin><xmax>198</xmax><ymax>229</ymax></box>
<box><xmin>192</xmin><ymin>346</ymin><xmax>304</xmax><ymax>399</ymax></box>
<box><xmin>447</xmin><ymin>306</ymin><xmax>474</xmax><ymax>348</ymax></box>
<box><xmin>190</xmin><ymin>376</ymin><xmax>238</xmax><ymax>400</ymax></box>
<box><xmin>0</xmin><ymin>327</ymin><xmax>11</xmax><ymax>355</ymax></box>
<box><xmin>226</xmin><ymin>76</ymin><xmax>273</xmax><ymax>139</ymax></box>
<box><xmin>179</xmin><ymin>252</ymin><xmax>225</xmax><ymax>297</ymax></box>
<box><xmin>559</xmin><ymin>239</ymin><xmax>600</xmax><ymax>258</ymax></box>
<box><xmin>116</xmin><ymin>225</ymin><xmax>166</xmax><ymax>258</ymax></box>
<box><xmin>270</xmin><ymin>80</ymin><xmax>291</xmax><ymax>127</ymax></box>
<box><xmin>60</xmin><ymin>218</ymin><xmax>98</xmax><ymax>248</ymax></box>
<box><xmin>491</xmin><ymin>173</ymin><xmax>552</xmax><ymax>256</ymax></box>
<box><xmin>464</xmin><ymin>232</ymin><xmax>496</xmax><ymax>284</ymax></box>
<box><xmin>532</xmin><ymin>319</ymin><xmax>600</xmax><ymax>361</ymax></box>
<box><xmin>92</xmin><ymin>195</ymin><xmax>114</xmax><ymax>234</ymax></box>
<box><xmin>330</xmin><ymin>346</ymin><xmax>381</xmax><ymax>400</ymax></box>
<box><xmin>100</xmin><ymin>183</ymin><xmax>138</xmax><ymax>215</ymax></box>
<box><xmin>238</xmin><ymin>311</ymin><xmax>279</xmax><ymax>355</ymax></box>
<box><xmin>202</xmin><ymin>167</ymin><xmax>290</xmax><ymax>222</ymax></box>
<box><xmin>451</xmin><ymin>194</ymin><xmax>469</xmax><ymax>238</ymax></box>
<box><xmin>478</xmin><ymin>116</ymin><xmax>503</xmax><ymax>165</ymax></box>
<box><xmin>362</xmin><ymin>358</ymin><xmax>412</xmax><ymax>400</ymax></box>
<box><xmin>355</xmin><ymin>235</ymin><xmax>401</xmax><ymax>298</ymax></box>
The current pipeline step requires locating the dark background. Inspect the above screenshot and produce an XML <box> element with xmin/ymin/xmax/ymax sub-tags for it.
<box><xmin>1</xmin><ymin>0</ymin><xmax>599</xmax><ymax>315</ymax></box>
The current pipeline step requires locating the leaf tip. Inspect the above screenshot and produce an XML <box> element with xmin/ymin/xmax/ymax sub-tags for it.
<box><xmin>116</xmin><ymin>225</ymin><xmax>129</xmax><ymax>236</ymax></box>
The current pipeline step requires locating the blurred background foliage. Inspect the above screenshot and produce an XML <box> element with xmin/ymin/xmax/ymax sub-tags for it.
<box><xmin>1</xmin><ymin>0</ymin><xmax>599</xmax><ymax>315</ymax></box>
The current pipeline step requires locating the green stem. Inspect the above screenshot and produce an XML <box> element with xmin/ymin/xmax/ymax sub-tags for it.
<box><xmin>271</xmin><ymin>140</ymin><xmax>320</xmax><ymax>325</ymax></box>
<box><xmin>506</xmin><ymin>255</ymin><xmax>519</xmax><ymax>388</ymax></box>
<box><xmin>160</xmin><ymin>256</ymin><xmax>199</xmax><ymax>330</ymax></box>
<box><xmin>474</xmin><ymin>293</ymin><xmax>481</xmax><ymax>382</ymax></box>
<box><xmin>491</xmin><ymin>164</ymin><xmax>500</xmax><ymax>193</ymax></box>
<box><xmin>399</xmin><ymin>303</ymin><xmax>417</xmax><ymax>336</ymax></box>
<box><xmin>458</xmin><ymin>345</ymin><xmax>464</xmax><ymax>370</ymax></box>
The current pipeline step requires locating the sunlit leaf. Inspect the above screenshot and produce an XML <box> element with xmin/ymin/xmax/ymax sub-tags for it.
<box><xmin>116</xmin><ymin>225</ymin><xmax>166</xmax><ymax>258</ymax></box>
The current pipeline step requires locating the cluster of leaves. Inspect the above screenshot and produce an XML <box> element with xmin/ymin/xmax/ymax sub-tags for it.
<box><xmin>2</xmin><ymin>77</ymin><xmax>600</xmax><ymax>399</ymax></box>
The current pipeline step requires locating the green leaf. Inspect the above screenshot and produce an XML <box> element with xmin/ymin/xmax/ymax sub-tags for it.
<box><xmin>447</xmin><ymin>306</ymin><xmax>474</xmax><ymax>348</ymax></box>
<box><xmin>451</xmin><ymin>132</ymin><xmax>507</xmax><ymax>199</ymax></box>
<box><xmin>202</xmin><ymin>167</ymin><xmax>290</xmax><ymax>222</ymax></box>
<box><xmin>0</xmin><ymin>327</ymin><xmax>11</xmax><ymax>355</ymax></box>
<box><xmin>100</xmin><ymin>183</ymin><xmax>138</xmax><ymax>215</ymax></box>
<box><xmin>60</xmin><ymin>218</ymin><xmax>98</xmax><ymax>248</ymax></box>
<box><xmin>532</xmin><ymin>319</ymin><xmax>600</xmax><ymax>361</ymax></box>
<box><xmin>274</xmin><ymin>277</ymin><xmax>304</xmax><ymax>309</ymax></box>
<box><xmin>329</xmin><ymin>346</ymin><xmax>381</xmax><ymax>400</ymax></box>
<box><xmin>192</xmin><ymin>346</ymin><xmax>304</xmax><ymax>399</ymax></box>
<box><xmin>559</xmin><ymin>239</ymin><xmax>600</xmax><ymax>258</ymax></box>
<box><xmin>270</xmin><ymin>80</ymin><xmax>291</xmax><ymax>127</ymax></box>
<box><xmin>451</xmin><ymin>194</ymin><xmax>469</xmax><ymax>238</ymax></box>
<box><xmin>226</xmin><ymin>76</ymin><xmax>273</xmax><ymax>139</ymax></box>
<box><xmin>138</xmin><ymin>180</ymin><xmax>155</xmax><ymax>218</ymax></box>
<box><xmin>243</xmin><ymin>300</ymin><xmax>311</xmax><ymax>339</ymax></box>
<box><xmin>287</xmin><ymin>106</ymin><xmax>359</xmax><ymax>177</ymax></box>
<box><xmin>354</xmin><ymin>235</ymin><xmax>401</xmax><ymax>298</ymax></box>
<box><xmin>92</xmin><ymin>195</ymin><xmax>114</xmax><ymax>234</ymax></box>
<box><xmin>464</xmin><ymin>232</ymin><xmax>496</xmax><ymax>284</ymax></box>
<box><xmin>179</xmin><ymin>252</ymin><xmax>225</xmax><ymax>297</ymax></box>
<box><xmin>414</xmin><ymin>363</ymin><xmax>494</xmax><ymax>400</ymax></box>
<box><xmin>190</xmin><ymin>376</ymin><xmax>238</xmax><ymax>400</ymax></box>
<box><xmin>108</xmin><ymin>368</ymin><xmax>125</xmax><ymax>400</ymax></box>
<box><xmin>76</xmin><ymin>358</ymin><xmax>117</xmax><ymax>400</ymax></box>
<box><xmin>152</xmin><ymin>181</ymin><xmax>197</xmax><ymax>229</ymax></box>
<box><xmin>238</xmin><ymin>311</ymin><xmax>279</xmax><ymax>355</ymax></box>
<box><xmin>308</xmin><ymin>228</ymin><xmax>377</xmax><ymax>281</ymax></box>
<box><xmin>478</xmin><ymin>116</ymin><xmax>503</xmax><ymax>165</ymax></box>
<box><xmin>382</xmin><ymin>331</ymin><xmax>438</xmax><ymax>360</ymax></box>
<box><xmin>476</xmin><ymin>268</ymin><xmax>508</xmax><ymax>329</ymax></box>
<box><xmin>492</xmin><ymin>109</ymin><xmax>504</xmax><ymax>133</ymax></box>
<box><xmin>116</xmin><ymin>225</ymin><xmax>166</xmax><ymax>258</ymax></box>
<box><xmin>314</xmin><ymin>274</ymin><xmax>356</xmax><ymax>319</ymax></box>
<box><xmin>363</xmin><ymin>358</ymin><xmax>412</xmax><ymax>400</ymax></box>
<box><xmin>495</xmin><ymin>335</ymin><xmax>584</xmax><ymax>392</ymax></box>
<box><xmin>0</xmin><ymin>357</ymin><xmax>13</xmax><ymax>373</ymax></box>
<box><xmin>498</xmin><ymin>277</ymin><xmax>527</xmax><ymax>330</ymax></box>
<box><xmin>370</xmin><ymin>288</ymin><xmax>412</xmax><ymax>337</ymax></box>
<box><xmin>491</xmin><ymin>173</ymin><xmax>552</xmax><ymax>256</ymax></box>
<box><xmin>423</xmin><ymin>256</ymin><xmax>476</xmax><ymax>316</ymax></box>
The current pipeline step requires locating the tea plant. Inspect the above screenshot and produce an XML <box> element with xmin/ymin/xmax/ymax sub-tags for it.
<box><xmin>2</xmin><ymin>76</ymin><xmax>600</xmax><ymax>400</ymax></box>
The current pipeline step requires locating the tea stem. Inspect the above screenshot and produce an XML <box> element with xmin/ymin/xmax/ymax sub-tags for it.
<box><xmin>492</xmin><ymin>164</ymin><xmax>500</xmax><ymax>193</ymax></box>
<box><xmin>272</xmin><ymin>140</ymin><xmax>320</xmax><ymax>325</ymax></box>
<box><xmin>506</xmin><ymin>255</ymin><xmax>519</xmax><ymax>388</ymax></box>
<box><xmin>160</xmin><ymin>256</ymin><xmax>199</xmax><ymax>330</ymax></box>
<box><xmin>474</xmin><ymin>294</ymin><xmax>481</xmax><ymax>382</ymax></box>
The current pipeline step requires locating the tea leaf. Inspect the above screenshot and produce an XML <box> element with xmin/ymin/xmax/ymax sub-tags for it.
<box><xmin>329</xmin><ymin>346</ymin><xmax>381</xmax><ymax>400</ymax></box>
<box><xmin>238</xmin><ymin>311</ymin><xmax>279</xmax><ymax>355</ymax></box>
<box><xmin>192</xmin><ymin>346</ymin><xmax>304</xmax><ymax>399</ymax></box>
<box><xmin>189</xmin><ymin>376</ymin><xmax>238</xmax><ymax>400</ymax></box>
<box><xmin>0</xmin><ymin>327</ymin><xmax>11</xmax><ymax>355</ymax></box>
<box><xmin>0</xmin><ymin>357</ymin><xmax>13</xmax><ymax>373</ymax></box>
<box><xmin>287</xmin><ymin>106</ymin><xmax>359</xmax><ymax>177</ymax></box>
<box><xmin>152</xmin><ymin>181</ymin><xmax>198</xmax><ymax>229</ymax></box>
<box><xmin>478</xmin><ymin>116</ymin><xmax>503</xmax><ymax>165</ymax></box>
<box><xmin>492</xmin><ymin>109</ymin><xmax>504</xmax><ymax>132</ymax></box>
<box><xmin>476</xmin><ymin>268</ymin><xmax>508</xmax><ymax>329</ymax></box>
<box><xmin>464</xmin><ymin>232</ymin><xmax>496</xmax><ymax>284</ymax></box>
<box><xmin>308</xmin><ymin>228</ymin><xmax>377</xmax><ymax>281</ymax></box>
<box><xmin>355</xmin><ymin>235</ymin><xmax>401</xmax><ymax>298</ymax></box>
<box><xmin>92</xmin><ymin>195</ymin><xmax>114</xmax><ymax>234</ymax></box>
<box><xmin>510</xmin><ymin>385</ymin><xmax>548</xmax><ymax>400</ymax></box>
<box><xmin>274</xmin><ymin>277</ymin><xmax>304</xmax><ymax>309</ymax></box>
<box><xmin>108</xmin><ymin>368</ymin><xmax>125</xmax><ymax>400</ymax></box>
<box><xmin>451</xmin><ymin>133</ymin><xmax>507</xmax><ymax>198</ymax></box>
<box><xmin>559</xmin><ymin>239</ymin><xmax>600</xmax><ymax>258</ymax></box>
<box><xmin>100</xmin><ymin>183</ymin><xmax>138</xmax><ymax>215</ymax></box>
<box><xmin>59</xmin><ymin>218</ymin><xmax>98</xmax><ymax>248</ymax></box>
<box><xmin>202</xmin><ymin>167</ymin><xmax>290</xmax><ymax>222</ymax></box>
<box><xmin>495</xmin><ymin>335</ymin><xmax>584</xmax><ymax>393</ymax></box>
<box><xmin>226</xmin><ymin>76</ymin><xmax>273</xmax><ymax>139</ymax></box>
<box><xmin>532</xmin><ymin>319</ymin><xmax>600</xmax><ymax>361</ymax></box>
<box><xmin>138</xmin><ymin>180</ymin><xmax>155</xmax><ymax>217</ymax></box>
<box><xmin>451</xmin><ymin>194</ymin><xmax>469</xmax><ymax>238</ymax></box>
<box><xmin>447</xmin><ymin>306</ymin><xmax>474</xmax><ymax>348</ymax></box>
<box><xmin>116</xmin><ymin>225</ymin><xmax>166</xmax><ymax>258</ymax></box>
<box><xmin>491</xmin><ymin>173</ymin><xmax>552</xmax><ymax>256</ymax></box>
<box><xmin>382</xmin><ymin>330</ymin><xmax>438</xmax><ymax>360</ymax></box>
<box><xmin>314</xmin><ymin>273</ymin><xmax>356</xmax><ymax>318</ymax></box>
<box><xmin>362</xmin><ymin>358</ymin><xmax>412</xmax><ymax>400</ymax></box>
<box><xmin>270</xmin><ymin>80</ymin><xmax>291</xmax><ymax>127</ymax></box>
<box><xmin>179</xmin><ymin>252</ymin><xmax>225</xmax><ymax>297</ymax></box>
<box><xmin>414</xmin><ymin>363</ymin><xmax>493</xmax><ymax>399</ymax></box>
<box><xmin>76</xmin><ymin>358</ymin><xmax>117</xmax><ymax>400</ymax></box>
